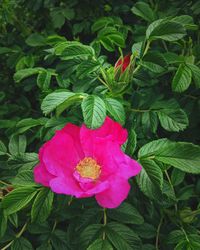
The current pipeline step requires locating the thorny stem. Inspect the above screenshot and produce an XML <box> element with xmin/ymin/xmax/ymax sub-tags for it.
<box><xmin>102</xmin><ymin>208</ymin><xmax>107</xmax><ymax>240</ymax></box>
<box><xmin>165</xmin><ymin>170</ymin><xmax>178</xmax><ymax>213</ymax></box>
<box><xmin>155</xmin><ymin>215</ymin><xmax>164</xmax><ymax>250</ymax></box>
<box><xmin>1</xmin><ymin>222</ymin><xmax>28</xmax><ymax>250</ymax></box>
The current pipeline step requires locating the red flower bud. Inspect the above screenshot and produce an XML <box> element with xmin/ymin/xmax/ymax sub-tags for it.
<box><xmin>114</xmin><ymin>54</ymin><xmax>131</xmax><ymax>73</ymax></box>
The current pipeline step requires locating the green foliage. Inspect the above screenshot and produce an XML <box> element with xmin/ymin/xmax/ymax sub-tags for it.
<box><xmin>1</xmin><ymin>0</ymin><xmax>200</xmax><ymax>249</ymax></box>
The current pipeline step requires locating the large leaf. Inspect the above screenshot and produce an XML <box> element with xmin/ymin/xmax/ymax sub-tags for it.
<box><xmin>79</xmin><ymin>224</ymin><xmax>103</xmax><ymax>249</ymax></box>
<box><xmin>187</xmin><ymin>63</ymin><xmax>200</xmax><ymax>88</ymax></box>
<box><xmin>131</xmin><ymin>2</ymin><xmax>155</xmax><ymax>22</ymax></box>
<box><xmin>107</xmin><ymin>202</ymin><xmax>144</xmax><ymax>225</ymax></box>
<box><xmin>81</xmin><ymin>95</ymin><xmax>106</xmax><ymax>129</ymax></box>
<box><xmin>172</xmin><ymin>64</ymin><xmax>192</xmax><ymax>92</ymax></box>
<box><xmin>0</xmin><ymin>208</ymin><xmax>7</xmax><ymax>238</ymax></box>
<box><xmin>31</xmin><ymin>188</ymin><xmax>54</xmax><ymax>223</ymax></box>
<box><xmin>87</xmin><ymin>239</ymin><xmax>113</xmax><ymax>250</ymax></box>
<box><xmin>136</xmin><ymin>159</ymin><xmax>163</xmax><ymax>199</ymax></box>
<box><xmin>2</xmin><ymin>187</ymin><xmax>38</xmax><ymax>215</ymax></box>
<box><xmin>14</xmin><ymin>67</ymin><xmax>43</xmax><ymax>82</ymax></box>
<box><xmin>146</xmin><ymin>20</ymin><xmax>186</xmax><ymax>41</ymax></box>
<box><xmin>104</xmin><ymin>98</ymin><xmax>125</xmax><ymax>125</ymax></box>
<box><xmin>139</xmin><ymin>139</ymin><xmax>200</xmax><ymax>174</ymax></box>
<box><xmin>105</xmin><ymin>222</ymin><xmax>141</xmax><ymax>250</ymax></box>
<box><xmin>11</xmin><ymin>237</ymin><xmax>33</xmax><ymax>250</ymax></box>
<box><xmin>41</xmin><ymin>91</ymin><xmax>84</xmax><ymax>115</ymax></box>
<box><xmin>157</xmin><ymin>108</ymin><xmax>188</xmax><ymax>132</ymax></box>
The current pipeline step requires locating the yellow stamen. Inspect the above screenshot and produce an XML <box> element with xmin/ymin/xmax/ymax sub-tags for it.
<box><xmin>76</xmin><ymin>157</ymin><xmax>101</xmax><ymax>180</ymax></box>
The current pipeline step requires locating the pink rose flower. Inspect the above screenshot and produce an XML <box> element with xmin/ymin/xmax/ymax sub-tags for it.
<box><xmin>34</xmin><ymin>117</ymin><xmax>141</xmax><ymax>208</ymax></box>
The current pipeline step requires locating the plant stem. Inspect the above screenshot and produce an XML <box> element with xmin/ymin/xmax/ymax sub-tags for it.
<box><xmin>156</xmin><ymin>215</ymin><xmax>164</xmax><ymax>250</ymax></box>
<box><xmin>1</xmin><ymin>222</ymin><xmax>28</xmax><ymax>250</ymax></box>
<box><xmin>0</xmin><ymin>180</ymin><xmax>10</xmax><ymax>186</ymax></box>
<box><xmin>102</xmin><ymin>208</ymin><xmax>107</xmax><ymax>240</ymax></box>
<box><xmin>133</xmin><ymin>40</ymin><xmax>151</xmax><ymax>75</ymax></box>
<box><xmin>16</xmin><ymin>222</ymin><xmax>28</xmax><ymax>238</ymax></box>
<box><xmin>165</xmin><ymin>170</ymin><xmax>178</xmax><ymax>212</ymax></box>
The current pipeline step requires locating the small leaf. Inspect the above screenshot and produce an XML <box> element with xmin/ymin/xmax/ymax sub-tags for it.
<box><xmin>2</xmin><ymin>187</ymin><xmax>38</xmax><ymax>215</ymax></box>
<box><xmin>0</xmin><ymin>140</ymin><xmax>7</xmax><ymax>155</ymax></box>
<box><xmin>104</xmin><ymin>98</ymin><xmax>125</xmax><ymax>125</ymax></box>
<box><xmin>81</xmin><ymin>95</ymin><xmax>106</xmax><ymax>129</ymax></box>
<box><xmin>9</xmin><ymin>135</ymin><xmax>27</xmax><ymax>155</ymax></box>
<box><xmin>172</xmin><ymin>64</ymin><xmax>192</xmax><ymax>92</ymax></box>
<box><xmin>31</xmin><ymin>188</ymin><xmax>54</xmax><ymax>223</ymax></box>
<box><xmin>37</xmin><ymin>70</ymin><xmax>52</xmax><ymax>90</ymax></box>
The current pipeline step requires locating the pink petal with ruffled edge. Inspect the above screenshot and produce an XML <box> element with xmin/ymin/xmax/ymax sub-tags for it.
<box><xmin>42</xmin><ymin>130</ymin><xmax>83</xmax><ymax>176</ymax></box>
<box><xmin>34</xmin><ymin>163</ymin><xmax>55</xmax><ymax>187</ymax></box>
<box><xmin>95</xmin><ymin>175</ymin><xmax>130</xmax><ymax>208</ymax></box>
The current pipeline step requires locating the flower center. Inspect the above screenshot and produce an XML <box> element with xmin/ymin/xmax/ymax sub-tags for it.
<box><xmin>75</xmin><ymin>157</ymin><xmax>101</xmax><ymax>180</ymax></box>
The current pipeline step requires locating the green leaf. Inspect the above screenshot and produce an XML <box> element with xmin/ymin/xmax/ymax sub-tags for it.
<box><xmin>79</xmin><ymin>224</ymin><xmax>102</xmax><ymax>249</ymax></box>
<box><xmin>26</xmin><ymin>33</ymin><xmax>46</xmax><ymax>47</ymax></box>
<box><xmin>76</xmin><ymin>60</ymin><xmax>101</xmax><ymax>79</ymax></box>
<box><xmin>131</xmin><ymin>2</ymin><xmax>155</xmax><ymax>22</ymax></box>
<box><xmin>41</xmin><ymin>91</ymin><xmax>82</xmax><ymax>115</ymax></box>
<box><xmin>37</xmin><ymin>70</ymin><xmax>52</xmax><ymax>90</ymax></box>
<box><xmin>59</xmin><ymin>43</ymin><xmax>95</xmax><ymax>60</ymax></box>
<box><xmin>104</xmin><ymin>98</ymin><xmax>125</xmax><ymax>125</ymax></box>
<box><xmin>12</xmin><ymin>170</ymin><xmax>35</xmax><ymax>186</ymax></box>
<box><xmin>157</xmin><ymin>108</ymin><xmax>189</xmax><ymax>132</ymax></box>
<box><xmin>0</xmin><ymin>208</ymin><xmax>7</xmax><ymax>238</ymax></box>
<box><xmin>31</xmin><ymin>188</ymin><xmax>54</xmax><ymax>223</ymax></box>
<box><xmin>0</xmin><ymin>140</ymin><xmax>7</xmax><ymax>155</ymax></box>
<box><xmin>11</xmin><ymin>237</ymin><xmax>33</xmax><ymax>250</ymax></box>
<box><xmin>137</xmin><ymin>159</ymin><xmax>163</xmax><ymax>199</ymax></box>
<box><xmin>139</xmin><ymin>139</ymin><xmax>200</xmax><ymax>174</ymax></box>
<box><xmin>106</xmin><ymin>222</ymin><xmax>141</xmax><ymax>250</ymax></box>
<box><xmin>2</xmin><ymin>187</ymin><xmax>38</xmax><ymax>215</ymax></box>
<box><xmin>171</xmin><ymin>168</ymin><xmax>185</xmax><ymax>186</ymax></box>
<box><xmin>107</xmin><ymin>202</ymin><xmax>144</xmax><ymax>225</ymax></box>
<box><xmin>187</xmin><ymin>63</ymin><xmax>200</xmax><ymax>88</ymax></box>
<box><xmin>16</xmin><ymin>118</ymin><xmax>47</xmax><ymax>134</ymax></box>
<box><xmin>81</xmin><ymin>95</ymin><xmax>106</xmax><ymax>129</ymax></box>
<box><xmin>87</xmin><ymin>239</ymin><xmax>113</xmax><ymax>250</ymax></box>
<box><xmin>146</xmin><ymin>20</ymin><xmax>186</xmax><ymax>41</ymax></box>
<box><xmin>14</xmin><ymin>67</ymin><xmax>43</xmax><ymax>83</ymax></box>
<box><xmin>125</xmin><ymin>128</ymin><xmax>137</xmax><ymax>156</ymax></box>
<box><xmin>9</xmin><ymin>135</ymin><xmax>27</xmax><ymax>155</ymax></box>
<box><xmin>141</xmin><ymin>52</ymin><xmax>167</xmax><ymax>73</ymax></box>
<box><xmin>92</xmin><ymin>17</ymin><xmax>114</xmax><ymax>32</ymax></box>
<box><xmin>172</xmin><ymin>64</ymin><xmax>192</xmax><ymax>92</ymax></box>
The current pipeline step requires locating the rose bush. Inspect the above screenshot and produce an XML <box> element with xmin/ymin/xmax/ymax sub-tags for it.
<box><xmin>1</xmin><ymin>0</ymin><xmax>200</xmax><ymax>249</ymax></box>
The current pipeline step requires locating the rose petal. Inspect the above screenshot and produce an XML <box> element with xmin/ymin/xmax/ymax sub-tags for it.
<box><xmin>95</xmin><ymin>176</ymin><xmax>130</xmax><ymax>208</ymax></box>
